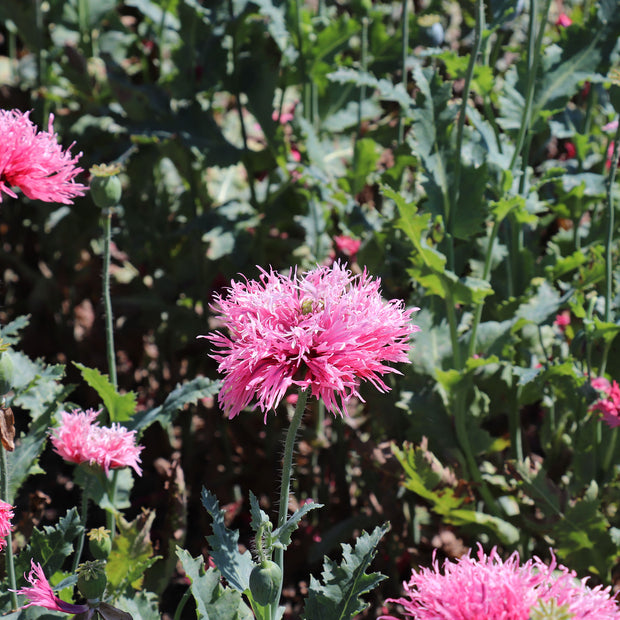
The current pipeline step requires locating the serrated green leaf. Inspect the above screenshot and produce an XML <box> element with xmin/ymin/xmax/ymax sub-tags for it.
<box><xmin>326</xmin><ymin>68</ymin><xmax>412</xmax><ymax>109</ymax></box>
<box><xmin>106</xmin><ymin>511</ymin><xmax>161</xmax><ymax>594</ymax></box>
<box><xmin>201</xmin><ymin>488</ymin><xmax>254</xmax><ymax>594</ymax></box>
<box><xmin>0</xmin><ymin>315</ymin><xmax>30</xmax><ymax>345</ymax></box>
<box><xmin>273</xmin><ymin>501</ymin><xmax>323</xmax><ymax>548</ymax></box>
<box><xmin>15</xmin><ymin>509</ymin><xmax>82</xmax><ymax>581</ymax></box>
<box><xmin>176</xmin><ymin>548</ymin><xmax>254</xmax><ymax>620</ymax></box>
<box><xmin>446</xmin><ymin>509</ymin><xmax>519</xmax><ymax>545</ymax></box>
<box><xmin>126</xmin><ymin>376</ymin><xmax>220</xmax><ymax>434</ymax></box>
<box><xmin>74</xmin><ymin>363</ymin><xmax>136</xmax><ymax>423</ymax></box>
<box><xmin>11</xmin><ymin>352</ymin><xmax>66</xmax><ymax>420</ymax></box>
<box><xmin>249</xmin><ymin>491</ymin><xmax>271</xmax><ymax>534</ymax></box>
<box><xmin>8</xmin><ymin>408</ymin><xmax>57</xmax><ymax>502</ymax></box>
<box><xmin>303</xmin><ymin>523</ymin><xmax>389</xmax><ymax>620</ymax></box>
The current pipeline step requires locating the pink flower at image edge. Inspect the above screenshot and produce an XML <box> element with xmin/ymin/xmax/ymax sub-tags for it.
<box><xmin>50</xmin><ymin>408</ymin><xmax>143</xmax><ymax>475</ymax></box>
<box><xmin>12</xmin><ymin>560</ymin><xmax>89</xmax><ymax>614</ymax></box>
<box><xmin>380</xmin><ymin>546</ymin><xmax>620</xmax><ymax>620</ymax></box>
<box><xmin>0</xmin><ymin>109</ymin><xmax>87</xmax><ymax>204</ymax></box>
<box><xmin>204</xmin><ymin>262</ymin><xmax>419</xmax><ymax>420</ymax></box>
<box><xmin>589</xmin><ymin>377</ymin><xmax>620</xmax><ymax>428</ymax></box>
<box><xmin>0</xmin><ymin>500</ymin><xmax>13</xmax><ymax>552</ymax></box>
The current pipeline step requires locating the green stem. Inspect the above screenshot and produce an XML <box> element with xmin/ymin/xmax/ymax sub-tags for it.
<box><xmin>509</xmin><ymin>387</ymin><xmax>523</xmax><ymax>461</ymax></box>
<box><xmin>72</xmin><ymin>479</ymin><xmax>90</xmax><ymax>573</ymax></box>
<box><xmin>604</xmin><ymin>120</ymin><xmax>620</xmax><ymax>324</ymax></box>
<box><xmin>398</xmin><ymin>0</ymin><xmax>409</xmax><ymax>144</ymax></box>
<box><xmin>602</xmin><ymin>427</ymin><xmax>618</xmax><ymax>474</ymax></box>
<box><xmin>446</xmin><ymin>292</ymin><xmax>461</xmax><ymax>370</ymax></box>
<box><xmin>1</xmin><ymin>446</ymin><xmax>17</xmax><ymax>609</ymax></box>
<box><xmin>357</xmin><ymin>17</ymin><xmax>369</xmax><ymax>138</ymax></box>
<box><xmin>453</xmin><ymin>391</ymin><xmax>500</xmax><ymax>515</ymax></box>
<box><xmin>106</xmin><ymin>470</ymin><xmax>119</xmax><ymax>542</ymax></box>
<box><xmin>508</xmin><ymin>0</ymin><xmax>552</xmax><ymax>173</ymax></box>
<box><xmin>228</xmin><ymin>0</ymin><xmax>258</xmax><ymax>209</ymax></box>
<box><xmin>173</xmin><ymin>587</ymin><xmax>192</xmax><ymax>620</ymax></box>
<box><xmin>451</xmin><ymin>0</ymin><xmax>485</xmax><ymax>237</ymax></box>
<box><xmin>467</xmin><ymin>220</ymin><xmax>500</xmax><ymax>358</ymax></box>
<box><xmin>270</xmin><ymin>388</ymin><xmax>308</xmax><ymax>620</ymax></box>
<box><xmin>102</xmin><ymin>209</ymin><xmax>117</xmax><ymax>390</ymax></box>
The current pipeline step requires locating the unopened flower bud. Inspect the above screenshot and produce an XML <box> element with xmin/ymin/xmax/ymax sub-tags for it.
<box><xmin>249</xmin><ymin>560</ymin><xmax>282</xmax><ymax>606</ymax></box>
<box><xmin>0</xmin><ymin>352</ymin><xmax>15</xmax><ymax>396</ymax></box>
<box><xmin>87</xmin><ymin>527</ymin><xmax>112</xmax><ymax>560</ymax></box>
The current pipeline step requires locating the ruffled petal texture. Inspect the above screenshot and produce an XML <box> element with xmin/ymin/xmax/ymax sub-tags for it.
<box><xmin>0</xmin><ymin>109</ymin><xmax>87</xmax><ymax>204</ymax></box>
<box><xmin>204</xmin><ymin>262</ymin><xmax>418</xmax><ymax>419</ymax></box>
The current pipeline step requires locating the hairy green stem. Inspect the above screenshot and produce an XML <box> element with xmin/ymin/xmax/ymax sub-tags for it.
<box><xmin>102</xmin><ymin>209</ymin><xmax>117</xmax><ymax>390</ymax></box>
<box><xmin>1</xmin><ymin>447</ymin><xmax>17</xmax><ymax>609</ymax></box>
<box><xmin>398</xmin><ymin>0</ymin><xmax>408</xmax><ymax>144</ymax></box>
<box><xmin>271</xmin><ymin>388</ymin><xmax>308</xmax><ymax>620</ymax></box>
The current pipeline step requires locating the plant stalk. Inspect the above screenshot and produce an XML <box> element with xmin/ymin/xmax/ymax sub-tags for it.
<box><xmin>102</xmin><ymin>208</ymin><xmax>117</xmax><ymax>390</ymax></box>
<box><xmin>72</xmin><ymin>477</ymin><xmax>90</xmax><ymax>573</ymax></box>
<box><xmin>271</xmin><ymin>388</ymin><xmax>308</xmax><ymax>620</ymax></box>
<box><xmin>398</xmin><ymin>0</ymin><xmax>409</xmax><ymax>144</ymax></box>
<box><xmin>1</xmin><ymin>447</ymin><xmax>17</xmax><ymax>609</ymax></box>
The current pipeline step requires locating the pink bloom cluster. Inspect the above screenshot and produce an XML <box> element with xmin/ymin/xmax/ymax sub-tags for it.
<box><xmin>381</xmin><ymin>546</ymin><xmax>620</xmax><ymax>620</ymax></box>
<box><xmin>50</xmin><ymin>408</ymin><xmax>143</xmax><ymax>475</ymax></box>
<box><xmin>0</xmin><ymin>500</ymin><xmax>13</xmax><ymax>552</ymax></box>
<box><xmin>0</xmin><ymin>109</ymin><xmax>87</xmax><ymax>204</ymax></box>
<box><xmin>589</xmin><ymin>377</ymin><xmax>620</xmax><ymax>428</ymax></box>
<box><xmin>12</xmin><ymin>559</ymin><xmax>89</xmax><ymax>614</ymax></box>
<box><xmin>204</xmin><ymin>262</ymin><xmax>418</xmax><ymax>419</ymax></box>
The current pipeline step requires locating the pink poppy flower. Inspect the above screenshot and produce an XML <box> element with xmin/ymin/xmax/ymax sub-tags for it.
<box><xmin>203</xmin><ymin>262</ymin><xmax>418</xmax><ymax>419</ymax></box>
<box><xmin>12</xmin><ymin>559</ymin><xmax>89</xmax><ymax>614</ymax></box>
<box><xmin>50</xmin><ymin>408</ymin><xmax>143</xmax><ymax>475</ymax></box>
<box><xmin>334</xmin><ymin>235</ymin><xmax>362</xmax><ymax>260</ymax></box>
<box><xmin>0</xmin><ymin>109</ymin><xmax>87</xmax><ymax>204</ymax></box>
<box><xmin>556</xmin><ymin>12</ymin><xmax>572</xmax><ymax>27</ymax></box>
<box><xmin>381</xmin><ymin>546</ymin><xmax>620</xmax><ymax>620</ymax></box>
<box><xmin>0</xmin><ymin>500</ymin><xmax>13</xmax><ymax>552</ymax></box>
<box><xmin>589</xmin><ymin>377</ymin><xmax>620</xmax><ymax>428</ymax></box>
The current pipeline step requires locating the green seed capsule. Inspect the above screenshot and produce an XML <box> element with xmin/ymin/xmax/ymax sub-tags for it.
<box><xmin>90</xmin><ymin>174</ymin><xmax>122</xmax><ymax>209</ymax></box>
<box><xmin>249</xmin><ymin>560</ymin><xmax>282</xmax><ymax>607</ymax></box>
<box><xmin>77</xmin><ymin>560</ymin><xmax>107</xmax><ymax>601</ymax></box>
<box><xmin>0</xmin><ymin>352</ymin><xmax>14</xmax><ymax>395</ymax></box>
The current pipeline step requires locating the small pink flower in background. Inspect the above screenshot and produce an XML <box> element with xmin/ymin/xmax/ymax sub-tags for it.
<box><xmin>589</xmin><ymin>377</ymin><xmax>620</xmax><ymax>428</ymax></box>
<box><xmin>556</xmin><ymin>12</ymin><xmax>572</xmax><ymax>27</ymax></box>
<box><xmin>50</xmin><ymin>408</ymin><xmax>143</xmax><ymax>475</ymax></box>
<box><xmin>554</xmin><ymin>310</ymin><xmax>570</xmax><ymax>331</ymax></box>
<box><xmin>0</xmin><ymin>109</ymin><xmax>87</xmax><ymax>204</ymax></box>
<box><xmin>272</xmin><ymin>103</ymin><xmax>296</xmax><ymax>125</ymax></box>
<box><xmin>603</xmin><ymin>119</ymin><xmax>619</xmax><ymax>133</ymax></box>
<box><xmin>0</xmin><ymin>500</ymin><xmax>13</xmax><ymax>552</ymax></box>
<box><xmin>334</xmin><ymin>235</ymin><xmax>362</xmax><ymax>261</ymax></box>
<box><xmin>12</xmin><ymin>559</ymin><xmax>89</xmax><ymax>614</ymax></box>
<box><xmin>290</xmin><ymin>144</ymin><xmax>302</xmax><ymax>162</ymax></box>
<box><xmin>380</xmin><ymin>546</ymin><xmax>620</xmax><ymax>620</ymax></box>
<box><xmin>204</xmin><ymin>262</ymin><xmax>418</xmax><ymax>420</ymax></box>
